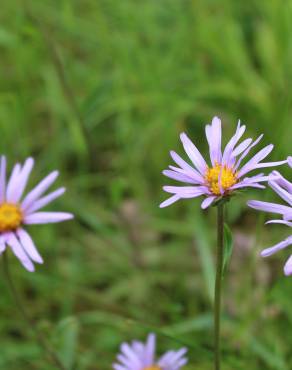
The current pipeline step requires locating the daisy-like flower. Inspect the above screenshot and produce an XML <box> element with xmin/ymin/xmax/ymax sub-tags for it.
<box><xmin>113</xmin><ymin>333</ymin><xmax>188</xmax><ymax>370</ymax></box>
<box><xmin>248</xmin><ymin>170</ymin><xmax>292</xmax><ymax>276</ymax></box>
<box><xmin>160</xmin><ymin>117</ymin><xmax>287</xmax><ymax>209</ymax></box>
<box><xmin>0</xmin><ymin>156</ymin><xmax>73</xmax><ymax>272</ymax></box>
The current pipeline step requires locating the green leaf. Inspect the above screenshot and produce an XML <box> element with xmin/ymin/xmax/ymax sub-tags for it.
<box><xmin>222</xmin><ymin>223</ymin><xmax>233</xmax><ymax>276</ymax></box>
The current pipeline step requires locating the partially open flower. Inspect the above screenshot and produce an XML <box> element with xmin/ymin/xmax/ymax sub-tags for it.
<box><xmin>0</xmin><ymin>156</ymin><xmax>73</xmax><ymax>272</ymax></box>
<box><xmin>248</xmin><ymin>170</ymin><xmax>292</xmax><ymax>276</ymax></box>
<box><xmin>160</xmin><ymin>117</ymin><xmax>287</xmax><ymax>209</ymax></box>
<box><xmin>113</xmin><ymin>333</ymin><xmax>188</xmax><ymax>370</ymax></box>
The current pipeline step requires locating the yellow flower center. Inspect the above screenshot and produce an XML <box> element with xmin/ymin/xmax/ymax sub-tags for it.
<box><xmin>0</xmin><ymin>203</ymin><xmax>23</xmax><ymax>232</ymax></box>
<box><xmin>205</xmin><ymin>163</ymin><xmax>237</xmax><ymax>196</ymax></box>
<box><xmin>143</xmin><ymin>367</ymin><xmax>161</xmax><ymax>370</ymax></box>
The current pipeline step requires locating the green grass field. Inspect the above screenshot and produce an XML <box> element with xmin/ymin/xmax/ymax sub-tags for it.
<box><xmin>0</xmin><ymin>1</ymin><xmax>291</xmax><ymax>369</ymax></box>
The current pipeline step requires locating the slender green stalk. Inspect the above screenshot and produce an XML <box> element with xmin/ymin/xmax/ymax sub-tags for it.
<box><xmin>214</xmin><ymin>203</ymin><xmax>224</xmax><ymax>370</ymax></box>
<box><xmin>2</xmin><ymin>252</ymin><xmax>67</xmax><ymax>370</ymax></box>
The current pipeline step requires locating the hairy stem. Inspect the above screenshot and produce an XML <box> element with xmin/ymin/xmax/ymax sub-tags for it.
<box><xmin>3</xmin><ymin>252</ymin><xmax>67</xmax><ymax>370</ymax></box>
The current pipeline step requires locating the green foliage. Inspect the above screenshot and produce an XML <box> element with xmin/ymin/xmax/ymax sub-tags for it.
<box><xmin>0</xmin><ymin>0</ymin><xmax>291</xmax><ymax>369</ymax></box>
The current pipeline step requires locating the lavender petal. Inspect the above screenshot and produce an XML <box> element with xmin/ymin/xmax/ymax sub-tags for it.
<box><xmin>0</xmin><ymin>156</ymin><xmax>6</xmax><ymax>203</ymax></box>
<box><xmin>284</xmin><ymin>255</ymin><xmax>292</xmax><ymax>276</ymax></box>
<box><xmin>24</xmin><ymin>187</ymin><xmax>66</xmax><ymax>214</ymax></box>
<box><xmin>16</xmin><ymin>228</ymin><xmax>43</xmax><ymax>264</ymax></box>
<box><xmin>180</xmin><ymin>133</ymin><xmax>208</xmax><ymax>175</ymax></box>
<box><xmin>21</xmin><ymin>170</ymin><xmax>59</xmax><ymax>210</ymax></box>
<box><xmin>261</xmin><ymin>236</ymin><xmax>292</xmax><ymax>257</ymax></box>
<box><xmin>24</xmin><ymin>212</ymin><xmax>73</xmax><ymax>224</ymax></box>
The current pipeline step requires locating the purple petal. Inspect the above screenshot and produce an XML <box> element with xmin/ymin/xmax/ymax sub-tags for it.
<box><xmin>231</xmin><ymin>183</ymin><xmax>265</xmax><ymax>190</ymax></box>
<box><xmin>6</xmin><ymin>163</ymin><xmax>21</xmax><ymax>202</ymax></box>
<box><xmin>222</xmin><ymin>121</ymin><xmax>246</xmax><ymax>166</ymax></box>
<box><xmin>266</xmin><ymin>219</ymin><xmax>292</xmax><ymax>227</ymax></box>
<box><xmin>271</xmin><ymin>171</ymin><xmax>292</xmax><ymax>193</ymax></box>
<box><xmin>180</xmin><ymin>133</ymin><xmax>208</xmax><ymax>175</ymax></box>
<box><xmin>205</xmin><ymin>116</ymin><xmax>222</xmax><ymax>166</ymax></box>
<box><xmin>159</xmin><ymin>195</ymin><xmax>180</xmax><ymax>208</ymax></box>
<box><xmin>248</xmin><ymin>200</ymin><xmax>291</xmax><ymax>215</ymax></box>
<box><xmin>120</xmin><ymin>343</ymin><xmax>141</xmax><ymax>368</ymax></box>
<box><xmin>144</xmin><ymin>334</ymin><xmax>156</xmax><ymax>366</ymax></box>
<box><xmin>234</xmin><ymin>134</ymin><xmax>263</xmax><ymax>170</ymax></box>
<box><xmin>24</xmin><ymin>212</ymin><xmax>73</xmax><ymax>224</ymax></box>
<box><xmin>21</xmin><ymin>171</ymin><xmax>59</xmax><ymax>210</ymax></box>
<box><xmin>169</xmin><ymin>152</ymin><xmax>204</xmax><ymax>183</ymax></box>
<box><xmin>261</xmin><ymin>236</ymin><xmax>292</xmax><ymax>257</ymax></box>
<box><xmin>112</xmin><ymin>364</ymin><xmax>128</xmax><ymax>370</ymax></box>
<box><xmin>0</xmin><ymin>156</ymin><xmax>7</xmax><ymax>203</ymax></box>
<box><xmin>162</xmin><ymin>170</ymin><xmax>199</xmax><ymax>184</ymax></box>
<box><xmin>284</xmin><ymin>211</ymin><xmax>292</xmax><ymax>221</ymax></box>
<box><xmin>24</xmin><ymin>187</ymin><xmax>66</xmax><ymax>214</ymax></box>
<box><xmin>268</xmin><ymin>180</ymin><xmax>292</xmax><ymax>206</ymax></box>
<box><xmin>5</xmin><ymin>232</ymin><xmax>35</xmax><ymax>272</ymax></box>
<box><xmin>16</xmin><ymin>228</ymin><xmax>43</xmax><ymax>264</ymax></box>
<box><xmin>284</xmin><ymin>255</ymin><xmax>292</xmax><ymax>276</ymax></box>
<box><xmin>163</xmin><ymin>186</ymin><xmax>208</xmax><ymax>198</ymax></box>
<box><xmin>230</xmin><ymin>138</ymin><xmax>252</xmax><ymax>158</ymax></box>
<box><xmin>201</xmin><ymin>196</ymin><xmax>216</xmax><ymax>209</ymax></box>
<box><xmin>7</xmin><ymin>158</ymin><xmax>34</xmax><ymax>203</ymax></box>
<box><xmin>237</xmin><ymin>144</ymin><xmax>274</xmax><ymax>177</ymax></box>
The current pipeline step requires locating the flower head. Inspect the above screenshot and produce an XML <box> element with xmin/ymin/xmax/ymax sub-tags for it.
<box><xmin>0</xmin><ymin>156</ymin><xmax>73</xmax><ymax>272</ymax></box>
<box><xmin>248</xmin><ymin>170</ymin><xmax>292</xmax><ymax>276</ymax></box>
<box><xmin>113</xmin><ymin>333</ymin><xmax>188</xmax><ymax>370</ymax></box>
<box><xmin>160</xmin><ymin>117</ymin><xmax>287</xmax><ymax>209</ymax></box>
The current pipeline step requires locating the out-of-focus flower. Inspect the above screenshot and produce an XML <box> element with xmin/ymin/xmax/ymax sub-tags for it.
<box><xmin>160</xmin><ymin>117</ymin><xmax>287</xmax><ymax>209</ymax></box>
<box><xmin>248</xmin><ymin>171</ymin><xmax>292</xmax><ymax>276</ymax></box>
<box><xmin>113</xmin><ymin>333</ymin><xmax>188</xmax><ymax>370</ymax></box>
<box><xmin>0</xmin><ymin>156</ymin><xmax>73</xmax><ymax>272</ymax></box>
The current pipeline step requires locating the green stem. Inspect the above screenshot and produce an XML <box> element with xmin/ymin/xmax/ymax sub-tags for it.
<box><xmin>214</xmin><ymin>203</ymin><xmax>224</xmax><ymax>370</ymax></box>
<box><xmin>2</xmin><ymin>252</ymin><xmax>67</xmax><ymax>370</ymax></box>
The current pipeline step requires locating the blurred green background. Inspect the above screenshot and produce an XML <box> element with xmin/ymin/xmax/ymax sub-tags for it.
<box><xmin>0</xmin><ymin>0</ymin><xmax>291</xmax><ymax>369</ymax></box>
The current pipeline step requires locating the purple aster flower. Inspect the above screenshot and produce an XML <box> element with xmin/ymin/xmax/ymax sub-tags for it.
<box><xmin>160</xmin><ymin>117</ymin><xmax>287</xmax><ymax>209</ymax></box>
<box><xmin>113</xmin><ymin>333</ymin><xmax>188</xmax><ymax>370</ymax></box>
<box><xmin>0</xmin><ymin>156</ymin><xmax>73</xmax><ymax>272</ymax></box>
<box><xmin>248</xmin><ymin>171</ymin><xmax>292</xmax><ymax>276</ymax></box>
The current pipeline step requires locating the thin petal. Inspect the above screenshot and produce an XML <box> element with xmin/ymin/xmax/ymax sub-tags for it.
<box><xmin>6</xmin><ymin>163</ymin><xmax>21</xmax><ymax>202</ymax></box>
<box><xmin>271</xmin><ymin>171</ymin><xmax>292</xmax><ymax>193</ymax></box>
<box><xmin>234</xmin><ymin>134</ymin><xmax>263</xmax><ymax>170</ymax></box>
<box><xmin>248</xmin><ymin>200</ymin><xmax>291</xmax><ymax>215</ymax></box>
<box><xmin>7</xmin><ymin>158</ymin><xmax>34</xmax><ymax>203</ymax></box>
<box><xmin>222</xmin><ymin>121</ymin><xmax>246</xmax><ymax>166</ymax></box>
<box><xmin>284</xmin><ymin>255</ymin><xmax>292</xmax><ymax>276</ymax></box>
<box><xmin>230</xmin><ymin>138</ymin><xmax>252</xmax><ymax>158</ymax></box>
<box><xmin>144</xmin><ymin>334</ymin><xmax>156</xmax><ymax>366</ymax></box>
<box><xmin>163</xmin><ymin>185</ymin><xmax>207</xmax><ymax>198</ymax></box>
<box><xmin>16</xmin><ymin>228</ymin><xmax>43</xmax><ymax>264</ymax></box>
<box><xmin>205</xmin><ymin>116</ymin><xmax>222</xmax><ymax>166</ymax></box>
<box><xmin>169</xmin><ymin>151</ymin><xmax>204</xmax><ymax>183</ymax></box>
<box><xmin>159</xmin><ymin>195</ymin><xmax>180</xmax><ymax>208</ymax></box>
<box><xmin>180</xmin><ymin>133</ymin><xmax>208</xmax><ymax>175</ymax></box>
<box><xmin>266</xmin><ymin>219</ymin><xmax>292</xmax><ymax>227</ymax></box>
<box><xmin>237</xmin><ymin>144</ymin><xmax>274</xmax><ymax>177</ymax></box>
<box><xmin>261</xmin><ymin>236</ymin><xmax>292</xmax><ymax>257</ymax></box>
<box><xmin>25</xmin><ymin>187</ymin><xmax>66</xmax><ymax>214</ymax></box>
<box><xmin>162</xmin><ymin>170</ymin><xmax>199</xmax><ymax>185</ymax></box>
<box><xmin>21</xmin><ymin>171</ymin><xmax>59</xmax><ymax>210</ymax></box>
<box><xmin>0</xmin><ymin>156</ymin><xmax>7</xmax><ymax>203</ymax></box>
<box><xmin>201</xmin><ymin>196</ymin><xmax>216</xmax><ymax>209</ymax></box>
<box><xmin>24</xmin><ymin>212</ymin><xmax>73</xmax><ymax>224</ymax></box>
<box><xmin>269</xmin><ymin>180</ymin><xmax>292</xmax><ymax>206</ymax></box>
<box><xmin>6</xmin><ymin>232</ymin><xmax>35</xmax><ymax>272</ymax></box>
